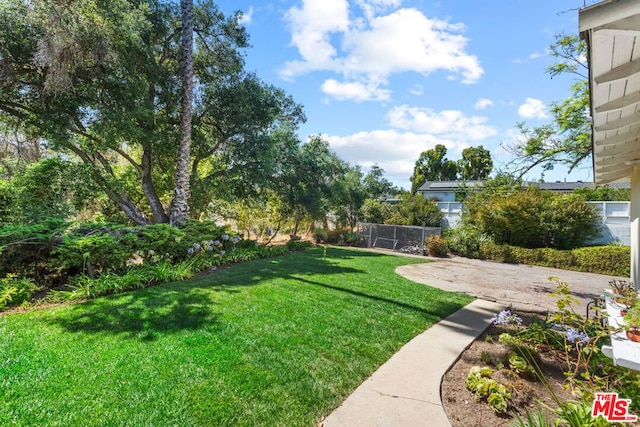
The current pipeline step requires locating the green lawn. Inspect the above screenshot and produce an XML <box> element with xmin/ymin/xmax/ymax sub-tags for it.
<box><xmin>0</xmin><ymin>247</ymin><xmax>473</xmax><ymax>426</ymax></box>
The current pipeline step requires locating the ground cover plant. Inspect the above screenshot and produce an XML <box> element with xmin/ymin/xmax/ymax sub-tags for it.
<box><xmin>0</xmin><ymin>247</ymin><xmax>472</xmax><ymax>426</ymax></box>
<box><xmin>443</xmin><ymin>279</ymin><xmax>640</xmax><ymax>426</ymax></box>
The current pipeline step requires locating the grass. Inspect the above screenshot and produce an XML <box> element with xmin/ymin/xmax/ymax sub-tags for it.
<box><xmin>0</xmin><ymin>247</ymin><xmax>473</xmax><ymax>426</ymax></box>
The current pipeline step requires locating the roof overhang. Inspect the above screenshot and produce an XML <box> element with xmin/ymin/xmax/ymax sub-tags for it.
<box><xmin>580</xmin><ymin>0</ymin><xmax>640</xmax><ymax>184</ymax></box>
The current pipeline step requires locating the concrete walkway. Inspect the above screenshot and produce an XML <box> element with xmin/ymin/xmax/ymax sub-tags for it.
<box><xmin>321</xmin><ymin>254</ymin><xmax>625</xmax><ymax>426</ymax></box>
<box><xmin>321</xmin><ymin>299</ymin><xmax>504</xmax><ymax>427</ymax></box>
<box><xmin>397</xmin><ymin>255</ymin><xmax>625</xmax><ymax>313</ymax></box>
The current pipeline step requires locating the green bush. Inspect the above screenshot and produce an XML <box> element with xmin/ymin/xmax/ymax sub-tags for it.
<box><xmin>572</xmin><ymin>246</ymin><xmax>630</xmax><ymax>276</ymax></box>
<box><xmin>314</xmin><ymin>228</ymin><xmax>359</xmax><ymax>245</ymax></box>
<box><xmin>426</xmin><ymin>234</ymin><xmax>448</xmax><ymax>257</ymax></box>
<box><xmin>54</xmin><ymin>232</ymin><xmax>130</xmax><ymax>278</ymax></box>
<box><xmin>479</xmin><ymin>242</ymin><xmax>629</xmax><ymax>276</ymax></box>
<box><xmin>465</xmin><ymin>188</ymin><xmax>599</xmax><ymax>250</ymax></box>
<box><xmin>386</xmin><ymin>193</ymin><xmax>442</xmax><ymax>227</ymax></box>
<box><xmin>49</xmin><ymin>241</ymin><xmax>312</xmax><ymax>304</ymax></box>
<box><xmin>444</xmin><ymin>225</ymin><xmax>491</xmax><ymax>258</ymax></box>
<box><xmin>0</xmin><ymin>218</ymin><xmax>69</xmax><ymax>285</ymax></box>
<box><xmin>0</xmin><ymin>275</ymin><xmax>39</xmax><ymax>308</ymax></box>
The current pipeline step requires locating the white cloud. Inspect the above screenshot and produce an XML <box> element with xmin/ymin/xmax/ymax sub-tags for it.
<box><xmin>238</xmin><ymin>6</ymin><xmax>254</xmax><ymax>24</ymax></box>
<box><xmin>387</xmin><ymin>105</ymin><xmax>497</xmax><ymax>141</ymax></box>
<box><xmin>321</xmin><ymin>105</ymin><xmax>499</xmax><ymax>188</ymax></box>
<box><xmin>356</xmin><ymin>0</ymin><xmax>401</xmax><ymax>21</ymax></box>
<box><xmin>323</xmin><ymin>130</ymin><xmax>455</xmax><ymax>186</ymax></box>
<box><xmin>280</xmin><ymin>1</ymin><xmax>483</xmax><ymax>101</ymax></box>
<box><xmin>513</xmin><ymin>52</ymin><xmax>544</xmax><ymax>64</ymax></box>
<box><xmin>518</xmin><ymin>97</ymin><xmax>549</xmax><ymax>119</ymax></box>
<box><xmin>321</xmin><ymin>79</ymin><xmax>391</xmax><ymax>102</ymax></box>
<box><xmin>474</xmin><ymin>98</ymin><xmax>493</xmax><ymax>110</ymax></box>
<box><xmin>280</xmin><ymin>0</ymin><xmax>350</xmax><ymax>80</ymax></box>
<box><xmin>409</xmin><ymin>84</ymin><xmax>424</xmax><ymax>96</ymax></box>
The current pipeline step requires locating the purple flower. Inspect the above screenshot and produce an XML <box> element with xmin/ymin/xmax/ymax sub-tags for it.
<box><xmin>193</xmin><ymin>243</ymin><xmax>201</xmax><ymax>250</ymax></box>
<box><xmin>232</xmin><ymin>235</ymin><xmax>241</xmax><ymax>243</ymax></box>
<box><xmin>566</xmin><ymin>328</ymin><xmax>589</xmax><ymax>345</ymax></box>
<box><xmin>222</xmin><ymin>234</ymin><xmax>229</xmax><ymax>241</ymax></box>
<box><xmin>491</xmin><ymin>310</ymin><xmax>523</xmax><ymax>326</ymax></box>
<box><xmin>187</xmin><ymin>247</ymin><xmax>195</xmax><ymax>255</ymax></box>
<box><xmin>220</xmin><ymin>250</ymin><xmax>226</xmax><ymax>256</ymax></box>
<box><xmin>213</xmin><ymin>240</ymin><xmax>221</xmax><ymax>246</ymax></box>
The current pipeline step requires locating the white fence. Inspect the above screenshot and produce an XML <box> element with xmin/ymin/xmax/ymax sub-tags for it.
<box><xmin>436</xmin><ymin>201</ymin><xmax>631</xmax><ymax>246</ymax></box>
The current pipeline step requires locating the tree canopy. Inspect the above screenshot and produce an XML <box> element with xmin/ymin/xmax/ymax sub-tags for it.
<box><xmin>0</xmin><ymin>0</ymin><xmax>305</xmax><ymax>224</ymax></box>
<box><xmin>410</xmin><ymin>144</ymin><xmax>493</xmax><ymax>193</ymax></box>
<box><xmin>502</xmin><ymin>34</ymin><xmax>591</xmax><ymax>179</ymax></box>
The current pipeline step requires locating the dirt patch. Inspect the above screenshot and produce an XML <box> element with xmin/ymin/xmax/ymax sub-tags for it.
<box><xmin>441</xmin><ymin>314</ymin><xmax>574</xmax><ymax>426</ymax></box>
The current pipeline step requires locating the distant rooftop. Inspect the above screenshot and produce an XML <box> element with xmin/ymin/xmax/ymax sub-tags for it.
<box><xmin>417</xmin><ymin>180</ymin><xmax>630</xmax><ymax>192</ymax></box>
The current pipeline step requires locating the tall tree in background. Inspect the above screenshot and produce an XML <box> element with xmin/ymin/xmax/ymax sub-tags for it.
<box><xmin>170</xmin><ymin>0</ymin><xmax>194</xmax><ymax>225</ymax></box>
<box><xmin>364</xmin><ymin>164</ymin><xmax>396</xmax><ymax>199</ymax></box>
<box><xmin>0</xmin><ymin>0</ymin><xmax>304</xmax><ymax>224</ymax></box>
<box><xmin>503</xmin><ymin>34</ymin><xmax>591</xmax><ymax>179</ymax></box>
<box><xmin>410</xmin><ymin>144</ymin><xmax>458</xmax><ymax>194</ymax></box>
<box><xmin>458</xmin><ymin>145</ymin><xmax>493</xmax><ymax>180</ymax></box>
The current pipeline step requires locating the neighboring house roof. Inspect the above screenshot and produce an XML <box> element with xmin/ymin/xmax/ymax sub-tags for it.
<box><xmin>417</xmin><ymin>180</ymin><xmax>630</xmax><ymax>193</ymax></box>
<box><xmin>535</xmin><ymin>181</ymin><xmax>593</xmax><ymax>191</ymax></box>
<box><xmin>417</xmin><ymin>181</ymin><xmax>484</xmax><ymax>192</ymax></box>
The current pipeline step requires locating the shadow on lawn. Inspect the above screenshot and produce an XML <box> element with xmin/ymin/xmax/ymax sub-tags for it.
<box><xmin>46</xmin><ymin>247</ymin><xmax>434</xmax><ymax>340</ymax></box>
<box><xmin>296</xmin><ymin>276</ymin><xmax>466</xmax><ymax>321</ymax></box>
<box><xmin>47</xmin><ymin>287</ymin><xmax>220</xmax><ymax>341</ymax></box>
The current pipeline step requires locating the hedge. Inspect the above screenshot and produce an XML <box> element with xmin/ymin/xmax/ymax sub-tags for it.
<box><xmin>479</xmin><ymin>242</ymin><xmax>629</xmax><ymax>277</ymax></box>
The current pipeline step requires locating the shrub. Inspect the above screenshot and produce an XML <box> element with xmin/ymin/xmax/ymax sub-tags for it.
<box><xmin>361</xmin><ymin>198</ymin><xmax>393</xmax><ymax>224</ymax></box>
<box><xmin>426</xmin><ymin>234</ymin><xmax>448</xmax><ymax>257</ymax></box>
<box><xmin>445</xmin><ymin>225</ymin><xmax>490</xmax><ymax>258</ymax></box>
<box><xmin>465</xmin><ymin>188</ymin><xmax>599</xmax><ymax>250</ymax></box>
<box><xmin>312</xmin><ymin>228</ymin><xmax>327</xmax><ymax>243</ymax></box>
<box><xmin>0</xmin><ymin>275</ymin><xmax>39</xmax><ymax>308</ymax></box>
<box><xmin>387</xmin><ymin>193</ymin><xmax>442</xmax><ymax>227</ymax></box>
<box><xmin>315</xmin><ymin>228</ymin><xmax>358</xmax><ymax>245</ymax></box>
<box><xmin>0</xmin><ymin>218</ymin><xmax>69</xmax><ymax>285</ymax></box>
<box><xmin>479</xmin><ymin>242</ymin><xmax>629</xmax><ymax>276</ymax></box>
<box><xmin>54</xmin><ymin>232</ymin><xmax>130</xmax><ymax>278</ymax></box>
<box><xmin>572</xmin><ymin>246</ymin><xmax>630</xmax><ymax>276</ymax></box>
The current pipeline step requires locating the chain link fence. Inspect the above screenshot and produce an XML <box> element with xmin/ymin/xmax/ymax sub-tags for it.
<box><xmin>356</xmin><ymin>223</ymin><xmax>441</xmax><ymax>255</ymax></box>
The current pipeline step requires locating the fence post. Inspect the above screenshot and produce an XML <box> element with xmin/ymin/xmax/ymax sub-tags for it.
<box><xmin>421</xmin><ymin>226</ymin><xmax>426</xmax><ymax>256</ymax></box>
<box><xmin>393</xmin><ymin>225</ymin><xmax>397</xmax><ymax>251</ymax></box>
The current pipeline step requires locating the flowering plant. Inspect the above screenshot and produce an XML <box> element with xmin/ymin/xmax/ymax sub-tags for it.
<box><xmin>186</xmin><ymin>234</ymin><xmax>241</xmax><ymax>257</ymax></box>
<box><xmin>491</xmin><ymin>309</ymin><xmax>523</xmax><ymax>326</ymax></box>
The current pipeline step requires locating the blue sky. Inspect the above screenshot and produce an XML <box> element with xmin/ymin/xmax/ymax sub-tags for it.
<box><xmin>217</xmin><ymin>0</ymin><xmax>595</xmax><ymax>190</ymax></box>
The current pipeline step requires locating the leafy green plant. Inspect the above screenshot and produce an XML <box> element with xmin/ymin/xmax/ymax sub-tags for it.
<box><xmin>0</xmin><ymin>218</ymin><xmax>68</xmax><ymax>285</ymax></box>
<box><xmin>512</xmin><ymin>408</ymin><xmax>554</xmax><ymax>427</ymax></box>
<box><xmin>466</xmin><ymin>366</ymin><xmax>511</xmax><ymax>414</ymax></box>
<box><xmin>554</xmin><ymin>400</ymin><xmax>611</xmax><ymax>427</ymax></box>
<box><xmin>54</xmin><ymin>232</ymin><xmax>130</xmax><ymax>278</ymax></box>
<box><xmin>464</xmin><ymin>188</ymin><xmax>599</xmax><ymax>250</ymax></box>
<box><xmin>426</xmin><ymin>234</ymin><xmax>448</xmax><ymax>257</ymax></box>
<box><xmin>508</xmin><ymin>354</ymin><xmax>536</xmax><ymax>378</ymax></box>
<box><xmin>444</xmin><ymin>224</ymin><xmax>491</xmax><ymax>259</ymax></box>
<box><xmin>478</xmin><ymin>242</ymin><xmax>629</xmax><ymax>276</ymax></box>
<box><xmin>0</xmin><ymin>275</ymin><xmax>38</xmax><ymax>308</ymax></box>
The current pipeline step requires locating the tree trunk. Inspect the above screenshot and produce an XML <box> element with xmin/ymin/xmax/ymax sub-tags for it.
<box><xmin>169</xmin><ymin>0</ymin><xmax>193</xmax><ymax>225</ymax></box>
<box><xmin>141</xmin><ymin>144</ymin><xmax>169</xmax><ymax>223</ymax></box>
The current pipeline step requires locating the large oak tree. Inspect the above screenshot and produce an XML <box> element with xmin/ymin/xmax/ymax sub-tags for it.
<box><xmin>0</xmin><ymin>0</ymin><xmax>304</xmax><ymax>224</ymax></box>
